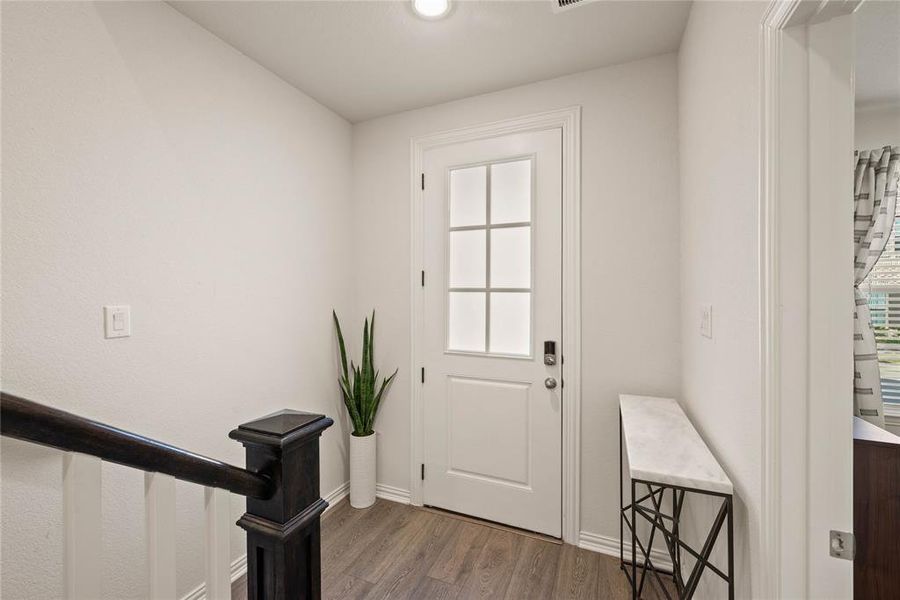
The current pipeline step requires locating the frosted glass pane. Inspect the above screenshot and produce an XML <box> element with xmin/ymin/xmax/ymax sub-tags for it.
<box><xmin>450</xmin><ymin>166</ymin><xmax>487</xmax><ymax>227</ymax></box>
<box><xmin>448</xmin><ymin>292</ymin><xmax>486</xmax><ymax>352</ymax></box>
<box><xmin>489</xmin><ymin>293</ymin><xmax>531</xmax><ymax>355</ymax></box>
<box><xmin>449</xmin><ymin>230</ymin><xmax>486</xmax><ymax>288</ymax></box>
<box><xmin>491</xmin><ymin>160</ymin><xmax>531</xmax><ymax>224</ymax></box>
<box><xmin>491</xmin><ymin>227</ymin><xmax>530</xmax><ymax>288</ymax></box>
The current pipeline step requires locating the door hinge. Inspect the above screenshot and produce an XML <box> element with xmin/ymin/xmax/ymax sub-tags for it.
<box><xmin>421</xmin><ymin>367</ymin><xmax>425</xmax><ymax>383</ymax></box>
<box><xmin>421</xmin><ymin>464</ymin><xmax>425</xmax><ymax>480</ymax></box>
<box><xmin>421</xmin><ymin>173</ymin><xmax>425</xmax><ymax>190</ymax></box>
<box><xmin>421</xmin><ymin>270</ymin><xmax>425</xmax><ymax>287</ymax></box>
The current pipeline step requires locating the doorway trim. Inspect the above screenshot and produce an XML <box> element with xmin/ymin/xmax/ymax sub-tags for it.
<box><xmin>759</xmin><ymin>1</ymin><xmax>860</xmax><ymax>597</ymax></box>
<box><xmin>409</xmin><ymin>106</ymin><xmax>582</xmax><ymax>543</ymax></box>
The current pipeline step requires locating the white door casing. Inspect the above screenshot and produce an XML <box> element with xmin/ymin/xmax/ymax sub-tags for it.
<box><xmin>421</xmin><ymin>129</ymin><xmax>562</xmax><ymax>537</ymax></box>
<box><xmin>760</xmin><ymin>2</ymin><xmax>859</xmax><ymax>597</ymax></box>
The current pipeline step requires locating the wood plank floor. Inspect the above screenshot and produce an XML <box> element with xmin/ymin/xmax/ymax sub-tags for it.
<box><xmin>233</xmin><ymin>498</ymin><xmax>673</xmax><ymax>599</ymax></box>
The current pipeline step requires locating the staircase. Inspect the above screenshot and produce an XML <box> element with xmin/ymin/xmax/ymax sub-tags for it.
<box><xmin>0</xmin><ymin>392</ymin><xmax>332</xmax><ymax>600</ymax></box>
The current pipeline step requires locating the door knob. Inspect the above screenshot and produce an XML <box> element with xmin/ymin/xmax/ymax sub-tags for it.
<box><xmin>544</xmin><ymin>377</ymin><xmax>558</xmax><ymax>390</ymax></box>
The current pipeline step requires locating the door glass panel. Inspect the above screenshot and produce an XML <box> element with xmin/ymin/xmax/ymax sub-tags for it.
<box><xmin>446</xmin><ymin>158</ymin><xmax>533</xmax><ymax>356</ymax></box>
<box><xmin>450</xmin><ymin>166</ymin><xmax>487</xmax><ymax>227</ymax></box>
<box><xmin>449</xmin><ymin>230</ymin><xmax>486</xmax><ymax>287</ymax></box>
<box><xmin>489</xmin><ymin>293</ymin><xmax>531</xmax><ymax>355</ymax></box>
<box><xmin>490</xmin><ymin>160</ymin><xmax>531</xmax><ymax>224</ymax></box>
<box><xmin>491</xmin><ymin>226</ymin><xmax>531</xmax><ymax>288</ymax></box>
<box><xmin>448</xmin><ymin>292</ymin><xmax>486</xmax><ymax>352</ymax></box>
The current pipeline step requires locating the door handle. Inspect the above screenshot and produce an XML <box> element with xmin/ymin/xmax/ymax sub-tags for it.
<box><xmin>544</xmin><ymin>377</ymin><xmax>558</xmax><ymax>390</ymax></box>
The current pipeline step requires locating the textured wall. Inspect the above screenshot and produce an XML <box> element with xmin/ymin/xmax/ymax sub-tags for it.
<box><xmin>350</xmin><ymin>53</ymin><xmax>682</xmax><ymax>541</ymax></box>
<box><xmin>1</xmin><ymin>2</ymin><xmax>353</xmax><ymax>597</ymax></box>
<box><xmin>856</xmin><ymin>104</ymin><xmax>900</xmax><ymax>150</ymax></box>
<box><xmin>677</xmin><ymin>2</ymin><xmax>768</xmax><ymax>597</ymax></box>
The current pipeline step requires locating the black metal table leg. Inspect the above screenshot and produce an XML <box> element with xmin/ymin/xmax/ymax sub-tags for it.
<box><xmin>727</xmin><ymin>495</ymin><xmax>734</xmax><ymax>600</ymax></box>
<box><xmin>620</xmin><ymin>412</ymin><xmax>624</xmax><ymax>572</ymax></box>
<box><xmin>631</xmin><ymin>478</ymin><xmax>637</xmax><ymax>600</ymax></box>
<box><xmin>672</xmin><ymin>488</ymin><xmax>679</xmax><ymax>586</ymax></box>
<box><xmin>622</xmin><ymin>480</ymin><xmax>734</xmax><ymax>599</ymax></box>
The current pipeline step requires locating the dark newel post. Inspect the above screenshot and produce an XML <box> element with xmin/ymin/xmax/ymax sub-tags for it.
<box><xmin>230</xmin><ymin>410</ymin><xmax>333</xmax><ymax>600</ymax></box>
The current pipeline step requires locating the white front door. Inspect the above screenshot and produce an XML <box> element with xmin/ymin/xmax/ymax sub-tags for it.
<box><xmin>422</xmin><ymin>128</ymin><xmax>562</xmax><ymax>537</ymax></box>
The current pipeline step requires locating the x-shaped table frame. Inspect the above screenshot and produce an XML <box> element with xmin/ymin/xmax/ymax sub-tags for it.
<box><xmin>619</xmin><ymin>414</ymin><xmax>735</xmax><ymax>600</ymax></box>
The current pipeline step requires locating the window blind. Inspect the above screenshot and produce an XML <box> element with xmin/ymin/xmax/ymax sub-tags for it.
<box><xmin>863</xmin><ymin>211</ymin><xmax>900</xmax><ymax>404</ymax></box>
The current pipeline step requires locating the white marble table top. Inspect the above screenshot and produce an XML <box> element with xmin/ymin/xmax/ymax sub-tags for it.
<box><xmin>619</xmin><ymin>394</ymin><xmax>733</xmax><ymax>495</ymax></box>
<box><xmin>853</xmin><ymin>416</ymin><xmax>900</xmax><ymax>445</ymax></box>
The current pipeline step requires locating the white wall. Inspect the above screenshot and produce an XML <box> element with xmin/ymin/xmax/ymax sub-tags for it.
<box><xmin>856</xmin><ymin>104</ymin><xmax>900</xmax><ymax>150</ymax></box>
<box><xmin>350</xmin><ymin>54</ymin><xmax>681</xmax><ymax>540</ymax></box>
<box><xmin>1</xmin><ymin>2</ymin><xmax>353</xmax><ymax>598</ymax></box>
<box><xmin>677</xmin><ymin>1</ymin><xmax>767</xmax><ymax>597</ymax></box>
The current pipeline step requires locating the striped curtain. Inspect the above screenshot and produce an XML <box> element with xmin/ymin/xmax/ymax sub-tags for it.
<box><xmin>854</xmin><ymin>146</ymin><xmax>900</xmax><ymax>428</ymax></box>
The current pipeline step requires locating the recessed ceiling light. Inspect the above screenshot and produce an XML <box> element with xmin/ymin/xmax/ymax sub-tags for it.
<box><xmin>412</xmin><ymin>0</ymin><xmax>451</xmax><ymax>20</ymax></box>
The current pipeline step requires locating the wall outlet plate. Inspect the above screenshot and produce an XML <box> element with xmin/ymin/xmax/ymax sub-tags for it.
<box><xmin>103</xmin><ymin>305</ymin><xmax>131</xmax><ymax>339</ymax></box>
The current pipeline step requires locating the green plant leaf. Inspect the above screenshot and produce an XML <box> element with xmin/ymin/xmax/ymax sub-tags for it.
<box><xmin>332</xmin><ymin>310</ymin><xmax>349</xmax><ymax>381</ymax></box>
<box><xmin>368</xmin><ymin>368</ymin><xmax>398</xmax><ymax>432</ymax></box>
<box><xmin>332</xmin><ymin>309</ymin><xmax>396</xmax><ymax>436</ymax></box>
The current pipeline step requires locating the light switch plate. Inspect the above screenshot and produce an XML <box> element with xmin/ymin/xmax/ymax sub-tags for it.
<box><xmin>103</xmin><ymin>305</ymin><xmax>131</xmax><ymax>339</ymax></box>
<box><xmin>700</xmin><ymin>304</ymin><xmax>713</xmax><ymax>338</ymax></box>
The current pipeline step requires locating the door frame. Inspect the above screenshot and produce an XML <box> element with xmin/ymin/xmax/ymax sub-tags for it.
<box><xmin>409</xmin><ymin>106</ymin><xmax>582</xmax><ymax>543</ymax></box>
<box><xmin>759</xmin><ymin>1</ymin><xmax>860</xmax><ymax>597</ymax></box>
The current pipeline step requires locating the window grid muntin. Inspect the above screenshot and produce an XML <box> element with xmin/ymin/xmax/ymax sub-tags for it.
<box><xmin>446</xmin><ymin>156</ymin><xmax>534</xmax><ymax>357</ymax></box>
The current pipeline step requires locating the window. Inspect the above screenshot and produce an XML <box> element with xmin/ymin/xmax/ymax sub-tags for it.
<box><xmin>863</xmin><ymin>203</ymin><xmax>900</xmax><ymax>405</ymax></box>
<box><xmin>447</xmin><ymin>159</ymin><xmax>533</xmax><ymax>356</ymax></box>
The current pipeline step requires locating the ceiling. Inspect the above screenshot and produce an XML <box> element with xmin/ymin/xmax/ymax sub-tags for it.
<box><xmin>169</xmin><ymin>0</ymin><xmax>692</xmax><ymax>123</ymax></box>
<box><xmin>856</xmin><ymin>0</ymin><xmax>900</xmax><ymax>108</ymax></box>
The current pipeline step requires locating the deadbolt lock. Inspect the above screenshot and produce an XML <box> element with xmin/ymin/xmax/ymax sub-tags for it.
<box><xmin>544</xmin><ymin>340</ymin><xmax>557</xmax><ymax>366</ymax></box>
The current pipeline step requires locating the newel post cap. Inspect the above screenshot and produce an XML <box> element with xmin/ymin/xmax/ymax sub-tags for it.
<box><xmin>229</xmin><ymin>409</ymin><xmax>333</xmax><ymax>449</ymax></box>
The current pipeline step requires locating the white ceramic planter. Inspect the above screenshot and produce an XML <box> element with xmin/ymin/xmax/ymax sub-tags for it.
<box><xmin>349</xmin><ymin>432</ymin><xmax>376</xmax><ymax>508</ymax></box>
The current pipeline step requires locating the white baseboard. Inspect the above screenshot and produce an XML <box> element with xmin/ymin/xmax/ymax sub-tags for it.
<box><xmin>324</xmin><ymin>480</ymin><xmax>350</xmax><ymax>510</ymax></box>
<box><xmin>180</xmin><ymin>554</ymin><xmax>247</xmax><ymax>600</ymax></box>
<box><xmin>578</xmin><ymin>530</ymin><xmax>673</xmax><ymax>571</ymax></box>
<box><xmin>324</xmin><ymin>480</ymin><xmax>411</xmax><ymax>506</ymax></box>
<box><xmin>375</xmin><ymin>482</ymin><xmax>411</xmax><ymax>504</ymax></box>
<box><xmin>179</xmin><ymin>481</ymin><xmax>350</xmax><ymax>600</ymax></box>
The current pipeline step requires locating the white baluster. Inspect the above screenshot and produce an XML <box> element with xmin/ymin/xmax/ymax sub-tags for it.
<box><xmin>63</xmin><ymin>453</ymin><xmax>102</xmax><ymax>600</ymax></box>
<box><xmin>145</xmin><ymin>473</ymin><xmax>176</xmax><ymax>599</ymax></box>
<box><xmin>204</xmin><ymin>487</ymin><xmax>231</xmax><ymax>599</ymax></box>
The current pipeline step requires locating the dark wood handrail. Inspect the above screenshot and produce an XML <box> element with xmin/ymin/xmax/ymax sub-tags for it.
<box><xmin>0</xmin><ymin>392</ymin><xmax>274</xmax><ymax>499</ymax></box>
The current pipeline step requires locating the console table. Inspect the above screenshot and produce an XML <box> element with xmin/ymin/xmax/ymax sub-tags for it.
<box><xmin>619</xmin><ymin>394</ymin><xmax>734</xmax><ymax>599</ymax></box>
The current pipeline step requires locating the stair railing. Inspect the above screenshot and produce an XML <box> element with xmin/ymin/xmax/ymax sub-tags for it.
<box><xmin>0</xmin><ymin>392</ymin><xmax>333</xmax><ymax>600</ymax></box>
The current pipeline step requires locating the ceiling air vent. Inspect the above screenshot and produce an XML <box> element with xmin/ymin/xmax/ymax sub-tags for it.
<box><xmin>552</xmin><ymin>0</ymin><xmax>595</xmax><ymax>13</ymax></box>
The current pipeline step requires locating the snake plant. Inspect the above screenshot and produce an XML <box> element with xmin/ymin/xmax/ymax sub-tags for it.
<box><xmin>333</xmin><ymin>310</ymin><xmax>398</xmax><ymax>437</ymax></box>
